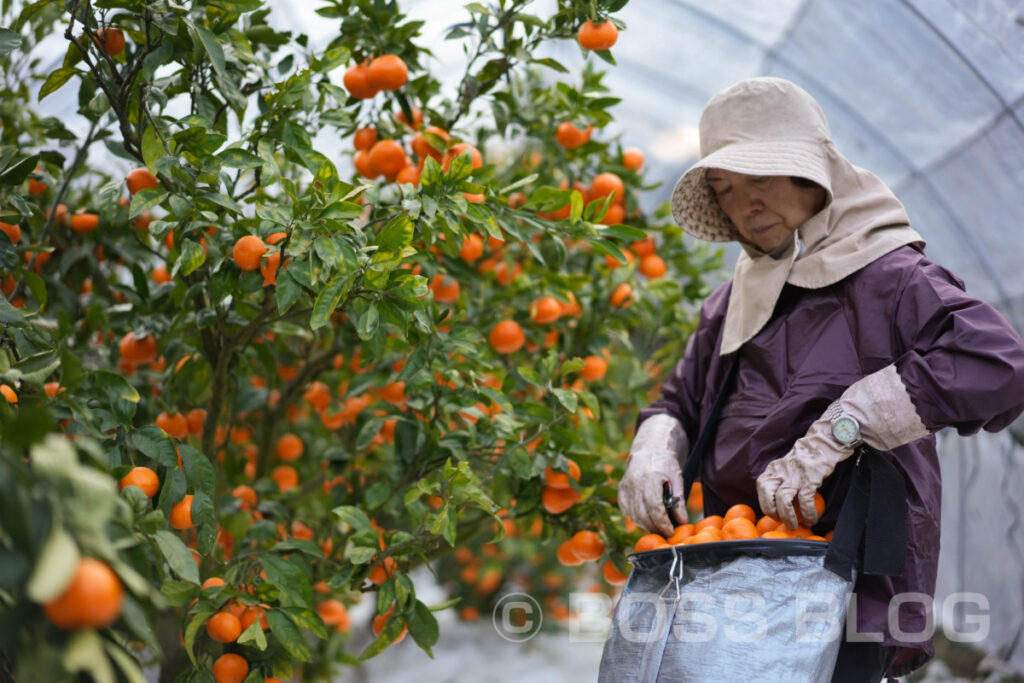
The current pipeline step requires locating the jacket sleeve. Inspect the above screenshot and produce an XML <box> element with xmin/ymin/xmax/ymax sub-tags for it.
<box><xmin>636</xmin><ymin>306</ymin><xmax>713</xmax><ymax>446</ymax></box>
<box><xmin>892</xmin><ymin>260</ymin><xmax>1024</xmax><ymax>436</ymax></box>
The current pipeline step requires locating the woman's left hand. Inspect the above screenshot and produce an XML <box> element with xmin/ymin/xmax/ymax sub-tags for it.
<box><xmin>755</xmin><ymin>417</ymin><xmax>853</xmax><ymax>529</ymax></box>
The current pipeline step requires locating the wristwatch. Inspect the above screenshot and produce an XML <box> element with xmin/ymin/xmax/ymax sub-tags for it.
<box><xmin>825</xmin><ymin>401</ymin><xmax>864</xmax><ymax>449</ymax></box>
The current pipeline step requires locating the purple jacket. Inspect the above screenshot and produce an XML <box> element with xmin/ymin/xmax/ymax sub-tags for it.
<box><xmin>639</xmin><ymin>244</ymin><xmax>1024</xmax><ymax>676</ymax></box>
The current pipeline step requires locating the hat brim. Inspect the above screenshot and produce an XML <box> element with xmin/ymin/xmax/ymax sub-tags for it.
<box><xmin>671</xmin><ymin>139</ymin><xmax>832</xmax><ymax>242</ymax></box>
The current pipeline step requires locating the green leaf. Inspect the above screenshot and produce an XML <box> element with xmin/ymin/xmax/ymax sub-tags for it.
<box><xmin>141</xmin><ymin>125</ymin><xmax>164</xmax><ymax>172</ymax></box>
<box><xmin>237</xmin><ymin>619</ymin><xmax>268</xmax><ymax>649</ymax></box>
<box><xmin>23</xmin><ymin>271</ymin><xmax>47</xmax><ymax>310</ymax></box>
<box><xmin>600</xmin><ymin>223</ymin><xmax>648</xmax><ymax>241</ymax></box>
<box><xmin>218</xmin><ymin>148</ymin><xmax>263</xmax><ymax>168</ymax></box>
<box><xmin>0</xmin><ymin>28</ymin><xmax>22</xmax><ymax>57</ymax></box>
<box><xmin>310</xmin><ymin>272</ymin><xmax>355</xmax><ymax>330</ymax></box>
<box><xmin>130</xmin><ymin>426</ymin><xmax>178</xmax><ymax>468</ymax></box>
<box><xmin>129</xmin><ymin>188</ymin><xmax>168</xmax><ymax>219</ymax></box>
<box><xmin>517</xmin><ymin>366</ymin><xmax>543</xmax><ymax>387</ymax></box>
<box><xmin>333</xmin><ymin>505</ymin><xmax>372</xmax><ymax>532</ymax></box>
<box><xmin>260</xmin><ymin>554</ymin><xmax>312</xmax><ymax>607</ymax></box>
<box><xmin>587</xmin><ymin>238</ymin><xmax>627</xmax><ymax>264</ymax></box>
<box><xmin>0</xmin><ymin>295</ymin><xmax>25</xmax><ymax>324</ymax></box>
<box><xmin>551</xmin><ymin>387</ymin><xmax>578</xmax><ymax>413</ymax></box>
<box><xmin>152</xmin><ymin>530</ymin><xmax>200</xmax><ymax>584</ymax></box>
<box><xmin>0</xmin><ymin>153</ymin><xmax>39</xmax><ymax>186</ymax></box>
<box><xmin>176</xmin><ymin>238</ymin><xmax>206</xmax><ymax>276</ymax></box>
<box><xmin>26</xmin><ymin>523</ymin><xmax>79</xmax><ymax>602</ymax></box>
<box><xmin>64</xmin><ymin>630</ymin><xmax>115</xmax><ymax>683</ymax></box>
<box><xmin>275</xmin><ymin>267</ymin><xmax>303</xmax><ymax>314</ymax></box>
<box><xmin>159</xmin><ymin>580</ymin><xmax>197</xmax><ymax>607</ymax></box>
<box><xmin>282</xmin><ymin>606</ymin><xmax>328</xmax><ymax>639</ymax></box>
<box><xmin>183</xmin><ymin>609</ymin><xmax>214</xmax><ymax>666</ymax></box>
<box><xmin>364</xmin><ymin>481</ymin><xmax>390</xmax><ymax>510</ymax></box>
<box><xmin>267</xmin><ymin>609</ymin><xmax>311</xmax><ymax>662</ymax></box>
<box><xmin>375</xmin><ymin>213</ymin><xmax>413</xmax><ymax>251</ymax></box>
<box><xmin>406</xmin><ymin>600</ymin><xmax>439</xmax><ymax>655</ymax></box>
<box><xmin>38</xmin><ymin>67</ymin><xmax>79</xmax><ymax>101</ymax></box>
<box><xmin>14</xmin><ymin>351</ymin><xmax>60</xmax><ymax>386</ymax></box>
<box><xmin>193</xmin><ymin>25</ymin><xmax>226</xmax><ymax>80</ymax></box>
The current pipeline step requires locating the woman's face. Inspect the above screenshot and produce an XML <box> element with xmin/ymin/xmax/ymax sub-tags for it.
<box><xmin>705</xmin><ymin>170</ymin><xmax>827</xmax><ymax>253</ymax></box>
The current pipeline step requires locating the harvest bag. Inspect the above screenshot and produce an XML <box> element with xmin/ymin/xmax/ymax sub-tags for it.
<box><xmin>597</xmin><ymin>451</ymin><xmax>907</xmax><ymax>682</ymax></box>
<box><xmin>599</xmin><ymin>350</ymin><xmax>908</xmax><ymax>681</ymax></box>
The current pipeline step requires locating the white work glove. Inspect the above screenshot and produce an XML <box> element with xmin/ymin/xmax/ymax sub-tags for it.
<box><xmin>618</xmin><ymin>414</ymin><xmax>689</xmax><ymax>537</ymax></box>
<box><xmin>757</xmin><ymin>365</ymin><xmax>929</xmax><ymax>529</ymax></box>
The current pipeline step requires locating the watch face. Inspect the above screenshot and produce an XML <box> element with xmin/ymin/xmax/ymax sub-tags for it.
<box><xmin>832</xmin><ymin>416</ymin><xmax>860</xmax><ymax>445</ymax></box>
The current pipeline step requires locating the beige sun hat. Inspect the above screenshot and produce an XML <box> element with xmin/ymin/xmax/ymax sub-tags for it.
<box><xmin>670</xmin><ymin>77</ymin><xmax>835</xmax><ymax>242</ymax></box>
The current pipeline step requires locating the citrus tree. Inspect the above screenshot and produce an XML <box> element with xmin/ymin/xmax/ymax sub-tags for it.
<box><xmin>0</xmin><ymin>0</ymin><xmax>723</xmax><ymax>680</ymax></box>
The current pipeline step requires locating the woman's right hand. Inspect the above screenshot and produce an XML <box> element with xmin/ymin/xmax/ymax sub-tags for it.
<box><xmin>617</xmin><ymin>414</ymin><xmax>689</xmax><ymax>537</ymax></box>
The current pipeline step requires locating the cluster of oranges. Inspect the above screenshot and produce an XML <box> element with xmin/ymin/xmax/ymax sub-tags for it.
<box><xmin>343</xmin><ymin>53</ymin><xmax>409</xmax><ymax>99</ymax></box>
<box><xmin>633</xmin><ymin>493</ymin><xmax>831</xmax><ymax>553</ymax></box>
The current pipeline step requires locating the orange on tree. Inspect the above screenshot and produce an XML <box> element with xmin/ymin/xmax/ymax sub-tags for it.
<box><xmin>317</xmin><ymin>599</ymin><xmax>350</xmax><ymax>631</ymax></box>
<box><xmin>622</xmin><ymin>147</ymin><xmax>645</xmax><ymax>171</ymax></box>
<box><xmin>393</xmin><ymin>106</ymin><xmax>423</xmax><ymax>129</ymax></box>
<box><xmin>201</xmin><ymin>577</ymin><xmax>225</xmax><ymax>590</ymax></box>
<box><xmin>603</xmin><ymin>560</ymin><xmax>630</xmax><ymax>586</ymax></box>
<box><xmin>557</xmin><ymin>539</ymin><xmax>583</xmax><ymax>566</ymax></box>
<box><xmin>118</xmin><ymin>467</ymin><xmax>159</xmax><ymax>498</ymax></box>
<box><xmin>631</xmin><ymin>236</ymin><xmax>656</xmax><ymax>256</ymax></box>
<box><xmin>206</xmin><ymin>611</ymin><xmax>242</xmax><ymax>643</ymax></box>
<box><xmin>590</xmin><ymin>172</ymin><xmax>625</xmax><ymax>203</ymax></box>
<box><xmin>354</xmin><ymin>149</ymin><xmax>378</xmax><ymax>179</ymax></box>
<box><xmin>342</xmin><ymin>62</ymin><xmax>378</xmax><ymax>99</ymax></box>
<box><xmin>95</xmin><ymin>27</ymin><xmax>125</xmax><ymax>56</ymax></box>
<box><xmin>412</xmin><ymin>126</ymin><xmax>450</xmax><ymax>161</ymax></box>
<box><xmin>0</xmin><ymin>222</ymin><xmax>21</xmax><ymax>244</ymax></box>
<box><xmin>211</xmin><ymin>653</ymin><xmax>248</xmax><ymax>683</ymax></box>
<box><xmin>489</xmin><ymin>319</ymin><xmax>525</xmax><ymax>354</ymax></box>
<box><xmin>272</xmin><ymin>465</ymin><xmax>299</xmax><ymax>492</ymax></box>
<box><xmin>186</xmin><ymin>408</ymin><xmax>206</xmax><ymax>436</ymax></box>
<box><xmin>428</xmin><ymin>273</ymin><xmax>460</xmax><ymax>303</ymax></box>
<box><xmin>568</xmin><ymin>530</ymin><xmax>605</xmax><ymax>561</ymax></box>
<box><xmin>578</xmin><ymin>18</ymin><xmax>618</xmax><ymax>50</ymax></box>
<box><xmin>119</xmin><ymin>331</ymin><xmax>158</xmax><ymax>364</ymax></box>
<box><xmin>232</xmin><ymin>485</ymin><xmax>258</xmax><ymax>510</ymax></box>
<box><xmin>441</xmin><ymin>142</ymin><xmax>482</xmax><ymax>172</ymax></box>
<box><xmin>529</xmin><ymin>296</ymin><xmax>561</xmax><ymax>324</ymax></box>
<box><xmin>395</xmin><ymin>164</ymin><xmax>420</xmax><ymax>185</ymax></box>
<box><xmin>368</xmin><ymin>139</ymin><xmax>407</xmax><ymax>178</ymax></box>
<box><xmin>43</xmin><ymin>557</ymin><xmax>123</xmax><ymax>630</ymax></box>
<box><xmin>372</xmin><ymin>605</ymin><xmax>408</xmax><ymax>643</ymax></box>
<box><xmin>275</xmin><ymin>433</ymin><xmax>303</xmax><ymax>461</ymax></box>
<box><xmin>555</xmin><ymin>121</ymin><xmax>592</xmax><ymax>149</ymax></box>
<box><xmin>639</xmin><ymin>254</ymin><xmax>667</xmax><ymax>279</ymax></box>
<box><xmin>232</xmin><ymin>235</ymin><xmax>267</xmax><ymax>271</ymax></box>
<box><xmin>541</xmin><ymin>485</ymin><xmax>580</xmax><ymax>514</ymax></box>
<box><xmin>580</xmin><ymin>355</ymin><xmax>608</xmax><ymax>381</ymax></box>
<box><xmin>367</xmin><ymin>54</ymin><xmax>408</xmax><ymax>90</ymax></box>
<box><xmin>240</xmin><ymin>604</ymin><xmax>269</xmax><ymax>631</ymax></box>
<box><xmin>544</xmin><ymin>459</ymin><xmax>580</xmax><ymax>488</ymax></box>
<box><xmin>156</xmin><ymin>411</ymin><xmax>188</xmax><ymax>439</ymax></box>
<box><xmin>261</xmin><ymin>251</ymin><xmax>282</xmax><ymax>286</ymax></box>
<box><xmin>610</xmin><ymin>282</ymin><xmax>633</xmax><ymax>307</ymax></box>
<box><xmin>125</xmin><ymin>167</ymin><xmax>158</xmax><ymax>195</ymax></box>
<box><xmin>458</xmin><ymin>233</ymin><xmax>484</xmax><ymax>262</ymax></box>
<box><xmin>353</xmin><ymin>126</ymin><xmax>378</xmax><ymax>150</ymax></box>
<box><xmin>169</xmin><ymin>495</ymin><xmax>194</xmax><ymax>529</ymax></box>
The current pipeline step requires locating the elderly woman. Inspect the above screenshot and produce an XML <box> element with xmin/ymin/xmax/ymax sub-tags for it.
<box><xmin>618</xmin><ymin>77</ymin><xmax>1024</xmax><ymax>681</ymax></box>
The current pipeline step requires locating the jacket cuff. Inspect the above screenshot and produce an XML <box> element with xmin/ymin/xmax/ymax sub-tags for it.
<box><xmin>840</xmin><ymin>364</ymin><xmax>930</xmax><ymax>450</ymax></box>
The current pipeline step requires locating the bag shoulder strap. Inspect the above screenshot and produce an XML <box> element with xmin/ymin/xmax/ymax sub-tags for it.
<box><xmin>681</xmin><ymin>351</ymin><xmax>740</xmax><ymax>503</ymax></box>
